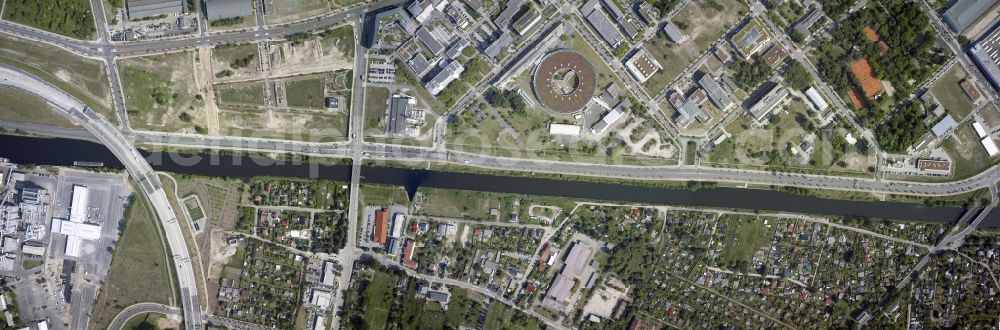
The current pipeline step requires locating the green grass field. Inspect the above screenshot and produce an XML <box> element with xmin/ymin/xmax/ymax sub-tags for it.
<box><xmin>931</xmin><ymin>65</ymin><xmax>980</xmax><ymax>119</ymax></box>
<box><xmin>215</xmin><ymin>81</ymin><xmax>265</xmax><ymax>106</ymax></box>
<box><xmin>363</xmin><ymin>86</ymin><xmax>390</xmax><ymax>134</ymax></box>
<box><xmin>212</xmin><ymin>43</ymin><xmax>259</xmax><ymax>70</ymax></box>
<box><xmin>89</xmin><ymin>192</ymin><xmax>175</xmax><ymax>330</ymax></box>
<box><xmin>267</xmin><ymin>0</ymin><xmax>331</xmax><ymax>24</ymax></box>
<box><xmin>2</xmin><ymin>0</ymin><xmax>95</xmax><ymax>39</ymax></box>
<box><xmin>119</xmin><ymin>51</ymin><xmax>201</xmax><ymax>131</ymax></box>
<box><xmin>484</xmin><ymin>303</ymin><xmax>540</xmax><ymax>330</ymax></box>
<box><xmin>363</xmin><ymin>271</ymin><xmax>396</xmax><ymax>330</ymax></box>
<box><xmin>0</xmin><ymin>88</ymin><xmax>76</xmax><ymax>127</ymax></box>
<box><xmin>318</xmin><ymin>25</ymin><xmax>355</xmax><ymax>58</ymax></box>
<box><xmin>284</xmin><ymin>74</ymin><xmax>328</xmax><ymax>108</ymax></box>
<box><xmin>718</xmin><ymin>214</ymin><xmax>771</xmax><ymax>270</ymax></box>
<box><xmin>0</xmin><ymin>34</ymin><xmax>114</xmax><ymax>123</ymax></box>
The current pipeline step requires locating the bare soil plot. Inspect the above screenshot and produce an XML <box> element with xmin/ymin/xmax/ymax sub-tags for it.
<box><xmin>219</xmin><ymin>107</ymin><xmax>348</xmax><ymax>142</ymax></box>
<box><xmin>0</xmin><ymin>34</ymin><xmax>114</xmax><ymax>123</ymax></box>
<box><xmin>119</xmin><ymin>51</ymin><xmax>205</xmax><ymax>132</ymax></box>
<box><xmin>268</xmin><ymin>28</ymin><xmax>353</xmax><ymax>77</ymax></box>
<box><xmin>930</xmin><ymin>65</ymin><xmax>979</xmax><ymax>119</ymax></box>
<box><xmin>640</xmin><ymin>0</ymin><xmax>747</xmax><ymax>94</ymax></box>
<box><xmin>0</xmin><ymin>88</ymin><xmax>76</xmax><ymax>127</ymax></box>
<box><xmin>266</xmin><ymin>0</ymin><xmax>331</xmax><ymax>24</ymax></box>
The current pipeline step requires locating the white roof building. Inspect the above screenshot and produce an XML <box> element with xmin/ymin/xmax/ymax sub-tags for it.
<box><xmin>321</xmin><ymin>260</ymin><xmax>337</xmax><ymax>286</ymax></box>
<box><xmin>391</xmin><ymin>214</ymin><xmax>405</xmax><ymax>238</ymax></box>
<box><xmin>51</xmin><ymin>219</ymin><xmax>101</xmax><ymax>257</ymax></box>
<box><xmin>804</xmin><ymin>87</ymin><xmax>828</xmax><ymax>111</ymax></box>
<box><xmin>982</xmin><ymin>137</ymin><xmax>999</xmax><ymax>156</ymax></box>
<box><xmin>311</xmin><ymin>289</ymin><xmax>333</xmax><ymax>309</ymax></box>
<box><xmin>973</xmin><ymin>122</ymin><xmax>988</xmax><ymax>138</ymax></box>
<box><xmin>549</xmin><ymin>123</ymin><xmax>582</xmax><ymax>136</ymax></box>
<box><xmin>312</xmin><ymin>315</ymin><xmax>326</xmax><ymax>330</ymax></box>
<box><xmin>69</xmin><ymin>185</ymin><xmax>88</xmax><ymax>223</ymax></box>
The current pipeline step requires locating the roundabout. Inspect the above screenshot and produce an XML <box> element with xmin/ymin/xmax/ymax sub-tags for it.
<box><xmin>531</xmin><ymin>50</ymin><xmax>596</xmax><ymax>114</ymax></box>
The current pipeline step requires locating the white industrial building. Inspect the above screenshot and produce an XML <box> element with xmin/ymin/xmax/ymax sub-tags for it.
<box><xmin>549</xmin><ymin>123</ymin><xmax>582</xmax><ymax>136</ymax></box>
<box><xmin>311</xmin><ymin>289</ymin><xmax>333</xmax><ymax>309</ymax></box>
<box><xmin>51</xmin><ymin>185</ymin><xmax>102</xmax><ymax>258</ymax></box>
<box><xmin>804</xmin><ymin>87</ymin><xmax>828</xmax><ymax>111</ymax></box>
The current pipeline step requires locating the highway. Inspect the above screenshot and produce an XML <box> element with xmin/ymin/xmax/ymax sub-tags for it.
<box><xmin>0</xmin><ymin>64</ymin><xmax>203</xmax><ymax>330</ymax></box>
<box><xmin>108</xmin><ymin>303</ymin><xmax>181</xmax><ymax>330</ymax></box>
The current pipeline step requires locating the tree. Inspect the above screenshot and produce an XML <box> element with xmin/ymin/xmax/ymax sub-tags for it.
<box><xmin>783</xmin><ymin>61</ymin><xmax>813</xmax><ymax>91</ymax></box>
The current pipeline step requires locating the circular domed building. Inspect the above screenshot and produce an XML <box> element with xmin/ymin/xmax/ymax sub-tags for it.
<box><xmin>531</xmin><ymin>50</ymin><xmax>597</xmax><ymax>115</ymax></box>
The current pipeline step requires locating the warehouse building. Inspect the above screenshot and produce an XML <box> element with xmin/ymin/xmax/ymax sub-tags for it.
<box><xmin>662</xmin><ymin>21</ymin><xmax>688</xmax><ymax>44</ymax></box>
<box><xmin>943</xmin><ymin>0</ymin><xmax>997</xmax><ymax>33</ymax></box>
<box><xmin>581</xmin><ymin>0</ymin><xmax>625</xmax><ymax>48</ymax></box>
<box><xmin>127</xmin><ymin>0</ymin><xmax>184</xmax><ymax>19</ymax></box>
<box><xmin>205</xmin><ymin>0</ymin><xmax>253</xmax><ymax>20</ymax></box>
<box><xmin>804</xmin><ymin>87</ymin><xmax>828</xmax><ymax>111</ymax></box>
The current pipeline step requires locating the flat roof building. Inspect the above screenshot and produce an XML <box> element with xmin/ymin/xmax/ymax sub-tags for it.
<box><xmin>406</xmin><ymin>53</ymin><xmax>435</xmax><ymax>78</ymax></box>
<box><xmin>513</xmin><ymin>7</ymin><xmax>542</xmax><ymax>35</ymax></box>
<box><xmin>698</xmin><ymin>75</ymin><xmax>733</xmax><ymax>110</ymax></box>
<box><xmin>321</xmin><ymin>260</ymin><xmax>337</xmax><ymax>286</ymax></box>
<box><xmin>126</xmin><ymin>0</ymin><xmax>184</xmax><ymax>19</ymax></box>
<box><xmin>591</xmin><ymin>101</ymin><xmax>629</xmax><ymax>134</ymax></box>
<box><xmin>917</xmin><ymin>159</ymin><xmax>951</xmax><ymax>172</ymax></box>
<box><xmin>549</xmin><ymin>123</ymin><xmax>582</xmax><ymax>136</ymax></box>
<box><xmin>747</xmin><ymin>84</ymin><xmax>788</xmax><ymax>121</ymax></box>
<box><xmin>960</xmin><ymin>79</ymin><xmax>982</xmax><ymax>103</ymax></box>
<box><xmin>494</xmin><ymin>0</ymin><xmax>525</xmax><ymax>28</ymax></box>
<box><xmin>310</xmin><ymin>289</ymin><xmax>333</xmax><ymax>309</ymax></box>
<box><xmin>970</xmin><ymin>27</ymin><xmax>1000</xmax><ymax>92</ymax></box>
<box><xmin>69</xmin><ymin>185</ymin><xmax>88</xmax><ymax>223</ymax></box>
<box><xmin>729</xmin><ymin>18</ymin><xmax>771</xmax><ymax>59</ymax></box>
<box><xmin>387</xmin><ymin>92</ymin><xmax>425</xmax><ymax>137</ymax></box>
<box><xmin>762</xmin><ymin>43</ymin><xmax>788</xmax><ymax>68</ymax></box>
<box><xmin>583</xmin><ymin>5</ymin><xmax>625</xmax><ymax>48</ymax></box>
<box><xmin>974</xmin><ymin>121</ymin><xmax>988</xmax><ymax>138</ymax></box>
<box><xmin>484</xmin><ymin>32</ymin><xmax>513</xmax><ymax>60</ymax></box>
<box><xmin>983</xmin><ymin>137</ymin><xmax>999</xmax><ymax>156</ymax></box>
<box><xmin>407</xmin><ymin>0</ymin><xmax>435</xmax><ymax>23</ymax></box>
<box><xmin>804</xmin><ymin>87</ymin><xmax>828</xmax><ymax>111</ymax></box>
<box><xmin>624</xmin><ymin>49</ymin><xmax>661</xmax><ymax>83</ymax></box>
<box><xmin>426</xmin><ymin>60</ymin><xmax>464</xmax><ymax>95</ymax></box>
<box><xmin>943</xmin><ymin>0</ymin><xmax>997</xmax><ymax>33</ymax></box>
<box><xmin>794</xmin><ymin>8</ymin><xmax>824</xmax><ymax>38</ymax></box>
<box><xmin>205</xmin><ymin>0</ymin><xmax>252</xmax><ymax>20</ymax></box>
<box><xmin>662</xmin><ymin>21</ymin><xmax>688</xmax><ymax>44</ymax></box>
<box><xmin>931</xmin><ymin>114</ymin><xmax>957</xmax><ymax>137</ymax></box>
<box><xmin>416</xmin><ymin>27</ymin><xmax>446</xmax><ymax>55</ymax></box>
<box><xmin>51</xmin><ymin>219</ymin><xmax>102</xmax><ymax>258</ymax></box>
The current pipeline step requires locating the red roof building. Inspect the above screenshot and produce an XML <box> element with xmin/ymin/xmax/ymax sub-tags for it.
<box><xmin>402</xmin><ymin>239</ymin><xmax>418</xmax><ymax>269</ymax></box>
<box><xmin>628</xmin><ymin>317</ymin><xmax>657</xmax><ymax>330</ymax></box>
<box><xmin>373</xmin><ymin>208</ymin><xmax>389</xmax><ymax>244</ymax></box>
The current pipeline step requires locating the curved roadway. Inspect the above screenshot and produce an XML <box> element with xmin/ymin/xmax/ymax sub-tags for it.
<box><xmin>108</xmin><ymin>303</ymin><xmax>181</xmax><ymax>330</ymax></box>
<box><xmin>0</xmin><ymin>65</ymin><xmax>203</xmax><ymax>329</ymax></box>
